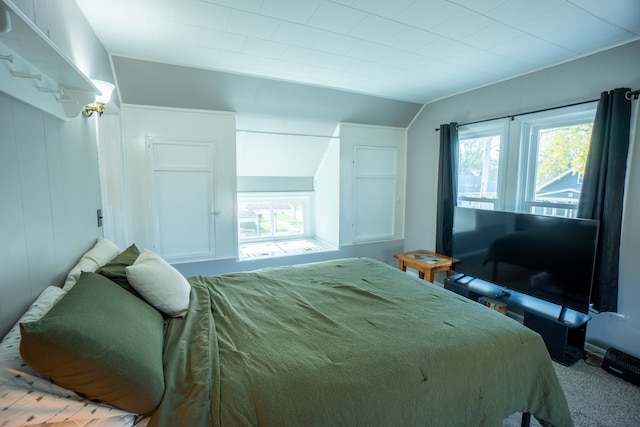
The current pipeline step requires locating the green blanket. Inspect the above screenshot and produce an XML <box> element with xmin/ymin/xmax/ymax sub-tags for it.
<box><xmin>149</xmin><ymin>258</ymin><xmax>572</xmax><ymax>427</ymax></box>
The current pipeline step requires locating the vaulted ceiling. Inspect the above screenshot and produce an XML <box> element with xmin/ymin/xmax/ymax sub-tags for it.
<box><xmin>76</xmin><ymin>0</ymin><xmax>640</xmax><ymax>105</ymax></box>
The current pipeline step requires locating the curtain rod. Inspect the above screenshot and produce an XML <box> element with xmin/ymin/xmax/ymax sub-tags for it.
<box><xmin>435</xmin><ymin>88</ymin><xmax>638</xmax><ymax>131</ymax></box>
<box><xmin>434</xmin><ymin>98</ymin><xmax>599</xmax><ymax>131</ymax></box>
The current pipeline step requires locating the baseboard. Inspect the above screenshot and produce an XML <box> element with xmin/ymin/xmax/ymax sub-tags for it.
<box><xmin>584</xmin><ymin>341</ymin><xmax>608</xmax><ymax>358</ymax></box>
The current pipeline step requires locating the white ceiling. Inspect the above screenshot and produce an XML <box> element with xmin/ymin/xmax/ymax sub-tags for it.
<box><xmin>236</xmin><ymin>131</ymin><xmax>332</xmax><ymax>176</ymax></box>
<box><xmin>75</xmin><ymin>0</ymin><xmax>640</xmax><ymax>104</ymax></box>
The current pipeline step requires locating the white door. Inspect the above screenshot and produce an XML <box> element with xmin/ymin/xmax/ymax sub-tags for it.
<box><xmin>150</xmin><ymin>139</ymin><xmax>216</xmax><ymax>261</ymax></box>
<box><xmin>352</xmin><ymin>145</ymin><xmax>397</xmax><ymax>242</ymax></box>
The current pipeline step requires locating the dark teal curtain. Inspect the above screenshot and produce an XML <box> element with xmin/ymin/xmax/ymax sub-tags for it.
<box><xmin>436</xmin><ymin>123</ymin><xmax>458</xmax><ymax>256</ymax></box>
<box><xmin>577</xmin><ymin>88</ymin><xmax>632</xmax><ymax>313</ymax></box>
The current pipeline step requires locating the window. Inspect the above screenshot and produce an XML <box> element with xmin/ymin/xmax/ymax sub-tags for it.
<box><xmin>457</xmin><ymin>121</ymin><xmax>507</xmax><ymax>210</ymax></box>
<box><xmin>237</xmin><ymin>192</ymin><xmax>331</xmax><ymax>260</ymax></box>
<box><xmin>457</xmin><ymin>103</ymin><xmax>596</xmax><ymax>218</ymax></box>
<box><xmin>520</xmin><ymin>111</ymin><xmax>595</xmax><ymax>218</ymax></box>
<box><xmin>237</xmin><ymin>192</ymin><xmax>313</xmax><ymax>242</ymax></box>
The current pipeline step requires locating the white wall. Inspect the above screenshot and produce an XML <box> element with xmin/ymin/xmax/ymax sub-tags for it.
<box><xmin>110</xmin><ymin>110</ymin><xmax>406</xmax><ymax>275</ymax></box>
<box><xmin>589</xmin><ymin>102</ymin><xmax>640</xmax><ymax>357</ymax></box>
<box><xmin>120</xmin><ymin>105</ymin><xmax>237</xmax><ymax>258</ymax></box>
<box><xmin>340</xmin><ymin>123</ymin><xmax>407</xmax><ymax>246</ymax></box>
<box><xmin>0</xmin><ymin>94</ymin><xmax>103</xmax><ymax>337</ymax></box>
<box><xmin>0</xmin><ymin>0</ymin><xmax>115</xmax><ymax>337</ymax></box>
<box><xmin>406</xmin><ymin>40</ymin><xmax>640</xmax><ymax>357</ymax></box>
<box><xmin>314</xmin><ymin>138</ymin><xmax>341</xmax><ymax>247</ymax></box>
<box><xmin>97</xmin><ymin>113</ymin><xmax>130</xmax><ymax>249</ymax></box>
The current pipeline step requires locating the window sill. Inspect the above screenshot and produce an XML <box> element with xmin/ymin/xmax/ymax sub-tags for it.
<box><xmin>238</xmin><ymin>238</ymin><xmax>336</xmax><ymax>261</ymax></box>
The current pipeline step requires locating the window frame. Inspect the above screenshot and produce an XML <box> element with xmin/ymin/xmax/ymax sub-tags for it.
<box><xmin>237</xmin><ymin>191</ymin><xmax>314</xmax><ymax>243</ymax></box>
<box><xmin>456</xmin><ymin>102</ymin><xmax>597</xmax><ymax>218</ymax></box>
<box><xmin>514</xmin><ymin>104</ymin><xmax>597</xmax><ymax>217</ymax></box>
<box><xmin>457</xmin><ymin>119</ymin><xmax>509</xmax><ymax>211</ymax></box>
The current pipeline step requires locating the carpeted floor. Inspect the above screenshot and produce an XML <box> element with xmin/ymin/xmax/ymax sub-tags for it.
<box><xmin>503</xmin><ymin>353</ymin><xmax>640</xmax><ymax>426</ymax></box>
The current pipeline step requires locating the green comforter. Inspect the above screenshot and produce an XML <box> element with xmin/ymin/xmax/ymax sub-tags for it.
<box><xmin>149</xmin><ymin>258</ymin><xmax>572</xmax><ymax>427</ymax></box>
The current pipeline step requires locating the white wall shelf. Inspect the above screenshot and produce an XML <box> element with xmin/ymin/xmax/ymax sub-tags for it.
<box><xmin>0</xmin><ymin>0</ymin><xmax>96</xmax><ymax>120</ymax></box>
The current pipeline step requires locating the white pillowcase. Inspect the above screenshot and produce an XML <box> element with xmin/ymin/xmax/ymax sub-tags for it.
<box><xmin>62</xmin><ymin>238</ymin><xmax>121</xmax><ymax>291</ymax></box>
<box><xmin>125</xmin><ymin>249</ymin><xmax>191</xmax><ymax>317</ymax></box>
<box><xmin>0</xmin><ymin>286</ymin><xmax>66</xmax><ymax>356</ymax></box>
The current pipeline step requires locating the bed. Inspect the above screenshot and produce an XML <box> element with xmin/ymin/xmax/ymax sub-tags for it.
<box><xmin>0</xmin><ymin>239</ymin><xmax>573</xmax><ymax>427</ymax></box>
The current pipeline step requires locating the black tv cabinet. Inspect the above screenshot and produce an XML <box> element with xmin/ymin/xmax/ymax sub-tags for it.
<box><xmin>444</xmin><ymin>273</ymin><xmax>591</xmax><ymax>366</ymax></box>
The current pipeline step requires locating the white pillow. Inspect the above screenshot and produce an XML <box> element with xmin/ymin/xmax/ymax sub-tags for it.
<box><xmin>0</xmin><ymin>286</ymin><xmax>66</xmax><ymax>357</ymax></box>
<box><xmin>62</xmin><ymin>238</ymin><xmax>121</xmax><ymax>291</ymax></box>
<box><xmin>125</xmin><ymin>249</ymin><xmax>191</xmax><ymax>317</ymax></box>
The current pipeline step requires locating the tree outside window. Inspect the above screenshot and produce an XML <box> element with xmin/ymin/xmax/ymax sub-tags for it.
<box><xmin>456</xmin><ymin>103</ymin><xmax>596</xmax><ymax>218</ymax></box>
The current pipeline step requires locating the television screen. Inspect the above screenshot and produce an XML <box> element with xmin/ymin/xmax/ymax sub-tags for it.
<box><xmin>452</xmin><ymin>207</ymin><xmax>599</xmax><ymax>314</ymax></box>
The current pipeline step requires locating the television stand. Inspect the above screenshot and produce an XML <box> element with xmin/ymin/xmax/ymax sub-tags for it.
<box><xmin>444</xmin><ymin>274</ymin><xmax>591</xmax><ymax>366</ymax></box>
<box><xmin>523</xmin><ymin>312</ymin><xmax>587</xmax><ymax>366</ymax></box>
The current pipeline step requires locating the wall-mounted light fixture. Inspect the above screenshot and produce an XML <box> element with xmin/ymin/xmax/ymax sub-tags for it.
<box><xmin>82</xmin><ymin>80</ymin><xmax>115</xmax><ymax>117</ymax></box>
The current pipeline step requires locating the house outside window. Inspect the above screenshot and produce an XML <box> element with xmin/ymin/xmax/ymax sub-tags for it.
<box><xmin>520</xmin><ymin>114</ymin><xmax>594</xmax><ymax>218</ymax></box>
<box><xmin>457</xmin><ymin>103</ymin><xmax>596</xmax><ymax>218</ymax></box>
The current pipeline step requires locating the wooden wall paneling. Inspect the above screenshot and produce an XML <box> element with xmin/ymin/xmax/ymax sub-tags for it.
<box><xmin>12</xmin><ymin>102</ymin><xmax>58</xmax><ymax>301</ymax></box>
<box><xmin>0</xmin><ymin>96</ymin><xmax>32</xmax><ymax>336</ymax></box>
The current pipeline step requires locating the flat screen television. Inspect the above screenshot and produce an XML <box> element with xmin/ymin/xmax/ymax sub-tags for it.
<box><xmin>451</xmin><ymin>207</ymin><xmax>599</xmax><ymax>314</ymax></box>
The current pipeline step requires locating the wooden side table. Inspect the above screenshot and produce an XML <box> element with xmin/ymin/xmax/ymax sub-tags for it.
<box><xmin>394</xmin><ymin>250</ymin><xmax>458</xmax><ymax>283</ymax></box>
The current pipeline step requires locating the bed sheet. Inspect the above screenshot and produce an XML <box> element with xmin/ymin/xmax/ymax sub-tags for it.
<box><xmin>149</xmin><ymin>258</ymin><xmax>573</xmax><ymax>427</ymax></box>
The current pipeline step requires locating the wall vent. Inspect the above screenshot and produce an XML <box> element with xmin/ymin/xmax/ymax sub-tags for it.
<box><xmin>603</xmin><ymin>347</ymin><xmax>640</xmax><ymax>386</ymax></box>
